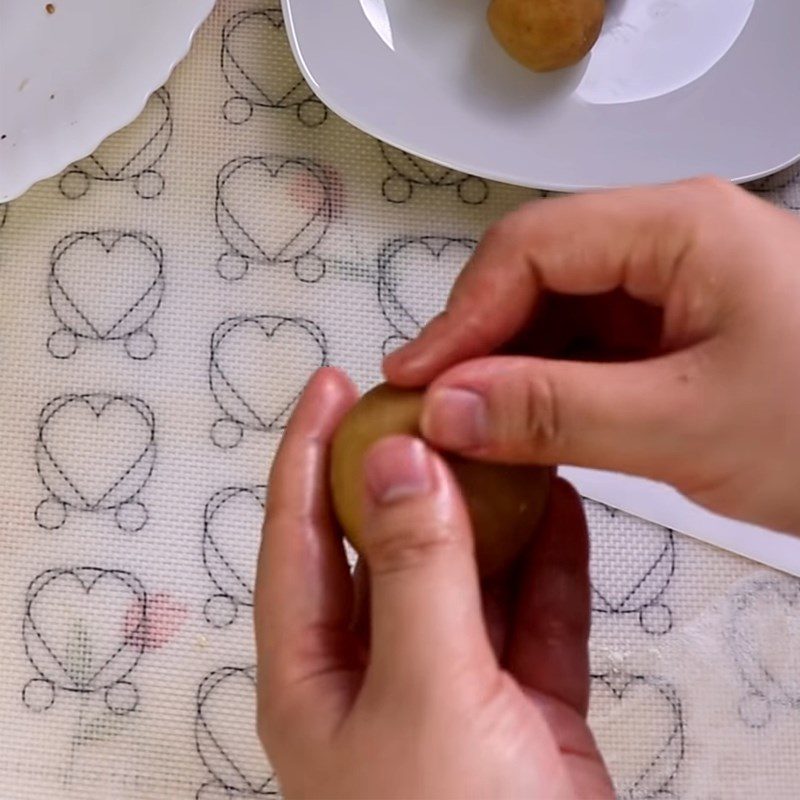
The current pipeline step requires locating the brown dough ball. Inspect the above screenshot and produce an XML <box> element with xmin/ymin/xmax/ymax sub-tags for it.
<box><xmin>487</xmin><ymin>0</ymin><xmax>605</xmax><ymax>72</ymax></box>
<box><xmin>330</xmin><ymin>383</ymin><xmax>551</xmax><ymax>578</ymax></box>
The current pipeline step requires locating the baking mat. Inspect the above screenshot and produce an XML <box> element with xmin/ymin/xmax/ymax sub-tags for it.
<box><xmin>1</xmin><ymin>3</ymin><xmax>800</xmax><ymax>797</ymax></box>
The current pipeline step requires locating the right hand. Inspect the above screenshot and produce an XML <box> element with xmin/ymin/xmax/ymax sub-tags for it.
<box><xmin>384</xmin><ymin>178</ymin><xmax>800</xmax><ymax>535</ymax></box>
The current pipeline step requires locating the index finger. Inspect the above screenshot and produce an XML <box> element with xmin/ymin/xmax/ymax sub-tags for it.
<box><xmin>383</xmin><ymin>178</ymin><xmax>729</xmax><ymax>387</ymax></box>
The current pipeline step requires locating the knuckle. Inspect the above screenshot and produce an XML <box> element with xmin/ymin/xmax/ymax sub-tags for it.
<box><xmin>482</xmin><ymin>218</ymin><xmax>512</xmax><ymax>247</ymax></box>
<box><xmin>680</xmin><ymin>175</ymin><xmax>739</xmax><ymax>208</ymax></box>
<box><xmin>685</xmin><ymin>174</ymin><xmax>728</xmax><ymax>192</ymax></box>
<box><xmin>366</xmin><ymin>516</ymin><xmax>461</xmax><ymax>575</ymax></box>
<box><xmin>497</xmin><ymin>370</ymin><xmax>563</xmax><ymax>454</ymax></box>
<box><xmin>679</xmin><ymin>174</ymin><xmax>729</xmax><ymax>196</ymax></box>
<box><xmin>455</xmin><ymin>308</ymin><xmax>495</xmax><ymax>354</ymax></box>
<box><xmin>482</xmin><ymin>212</ymin><xmax>525</xmax><ymax>250</ymax></box>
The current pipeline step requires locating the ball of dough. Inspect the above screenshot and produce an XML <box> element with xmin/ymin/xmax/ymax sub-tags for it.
<box><xmin>330</xmin><ymin>383</ymin><xmax>551</xmax><ymax>577</ymax></box>
<box><xmin>487</xmin><ymin>0</ymin><xmax>605</xmax><ymax>72</ymax></box>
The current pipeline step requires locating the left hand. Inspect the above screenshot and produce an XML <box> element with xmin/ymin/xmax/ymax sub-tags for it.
<box><xmin>255</xmin><ymin>367</ymin><xmax>613</xmax><ymax>799</ymax></box>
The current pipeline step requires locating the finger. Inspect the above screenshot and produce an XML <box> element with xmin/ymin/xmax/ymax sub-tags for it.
<box><xmin>419</xmin><ymin>350</ymin><xmax>713</xmax><ymax>485</ymax></box>
<box><xmin>359</xmin><ymin>435</ymin><xmax>496</xmax><ymax>693</ymax></box>
<box><xmin>502</xmin><ymin>290</ymin><xmax>663</xmax><ymax>362</ymax></box>
<box><xmin>357</xmin><ymin>559</ymin><xmax>515</xmax><ymax>660</ymax></box>
<box><xmin>350</xmin><ymin>559</ymin><xmax>370</xmax><ymax>649</ymax></box>
<box><xmin>384</xmin><ymin>178</ymin><xmax>732</xmax><ymax>386</ymax></box>
<box><xmin>481</xmin><ymin>576</ymin><xmax>517</xmax><ymax>660</ymax></box>
<box><xmin>255</xmin><ymin>368</ymin><xmax>361</xmax><ymax>706</ymax></box>
<box><xmin>506</xmin><ymin>479</ymin><xmax>592</xmax><ymax>716</ymax></box>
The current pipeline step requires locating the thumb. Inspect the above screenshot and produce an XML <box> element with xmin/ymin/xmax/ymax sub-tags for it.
<box><xmin>420</xmin><ymin>352</ymin><xmax>712</xmax><ymax>485</ymax></box>
<box><xmin>360</xmin><ymin>435</ymin><xmax>496</xmax><ymax>692</ymax></box>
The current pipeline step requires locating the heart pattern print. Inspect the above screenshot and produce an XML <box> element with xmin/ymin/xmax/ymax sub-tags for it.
<box><xmin>22</xmin><ymin>568</ymin><xmax>147</xmax><ymax>716</ymax></box>
<box><xmin>728</xmin><ymin>575</ymin><xmax>800</xmax><ymax>728</ymax></box>
<box><xmin>209</xmin><ymin>315</ymin><xmax>328</xmax><ymax>448</ymax></box>
<box><xmin>47</xmin><ymin>231</ymin><xmax>165</xmax><ymax>361</ymax></box>
<box><xmin>378</xmin><ymin>236</ymin><xmax>476</xmax><ymax>355</ymax></box>
<box><xmin>588</xmin><ymin>503</ymin><xmax>676</xmax><ymax>635</ymax></box>
<box><xmin>202</xmin><ymin>486</ymin><xmax>266</xmax><ymax>628</ymax></box>
<box><xmin>215</xmin><ymin>155</ymin><xmax>334</xmax><ymax>283</ymax></box>
<box><xmin>221</xmin><ymin>8</ymin><xmax>327</xmax><ymax>128</ymax></box>
<box><xmin>379</xmin><ymin>141</ymin><xmax>489</xmax><ymax>205</ymax></box>
<box><xmin>195</xmin><ymin>666</ymin><xmax>279</xmax><ymax>800</ymax></box>
<box><xmin>35</xmin><ymin>394</ymin><xmax>156</xmax><ymax>532</ymax></box>
<box><xmin>59</xmin><ymin>88</ymin><xmax>173</xmax><ymax>200</ymax></box>
<box><xmin>590</xmin><ymin>674</ymin><xmax>685</xmax><ymax>799</ymax></box>
<box><xmin>4</xmin><ymin>1</ymin><xmax>800</xmax><ymax>796</ymax></box>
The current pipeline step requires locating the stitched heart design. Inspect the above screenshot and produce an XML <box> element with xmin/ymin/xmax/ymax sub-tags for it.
<box><xmin>24</xmin><ymin>568</ymin><xmax>146</xmax><ymax>691</ymax></box>
<box><xmin>380</xmin><ymin>142</ymin><xmax>462</xmax><ymax>186</ymax></box>
<box><xmin>79</xmin><ymin>88</ymin><xmax>171</xmax><ymax>179</ymax></box>
<box><xmin>204</xmin><ymin>487</ymin><xmax>266</xmax><ymax>604</ymax></box>
<box><xmin>222</xmin><ymin>9</ymin><xmax>310</xmax><ymax>109</ymax></box>
<box><xmin>216</xmin><ymin>157</ymin><xmax>330</xmax><ymax>264</ymax></box>
<box><xmin>590</xmin><ymin>674</ymin><xmax>684</xmax><ymax>799</ymax></box>
<box><xmin>196</xmin><ymin>667</ymin><xmax>275</xmax><ymax>793</ymax></box>
<box><xmin>729</xmin><ymin>577</ymin><xmax>800</xmax><ymax>705</ymax></box>
<box><xmin>210</xmin><ymin>316</ymin><xmax>327</xmax><ymax>431</ymax></box>
<box><xmin>589</xmin><ymin>504</ymin><xmax>675</xmax><ymax>614</ymax></box>
<box><xmin>379</xmin><ymin>237</ymin><xmax>476</xmax><ymax>340</ymax></box>
<box><xmin>37</xmin><ymin>395</ymin><xmax>155</xmax><ymax>509</ymax></box>
<box><xmin>50</xmin><ymin>232</ymin><xmax>163</xmax><ymax>339</ymax></box>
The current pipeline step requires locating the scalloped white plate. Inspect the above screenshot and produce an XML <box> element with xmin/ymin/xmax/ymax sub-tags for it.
<box><xmin>0</xmin><ymin>0</ymin><xmax>215</xmax><ymax>202</ymax></box>
<box><xmin>283</xmin><ymin>0</ymin><xmax>800</xmax><ymax>190</ymax></box>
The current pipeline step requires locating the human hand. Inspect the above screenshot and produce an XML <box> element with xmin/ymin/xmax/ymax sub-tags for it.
<box><xmin>255</xmin><ymin>368</ymin><xmax>613</xmax><ymax>799</ymax></box>
<box><xmin>385</xmin><ymin>178</ymin><xmax>800</xmax><ymax>534</ymax></box>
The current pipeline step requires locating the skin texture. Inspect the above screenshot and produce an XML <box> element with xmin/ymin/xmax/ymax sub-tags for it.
<box><xmin>384</xmin><ymin>177</ymin><xmax>800</xmax><ymax>536</ymax></box>
<box><xmin>255</xmin><ymin>177</ymin><xmax>800</xmax><ymax>799</ymax></box>
<box><xmin>256</xmin><ymin>368</ymin><xmax>613</xmax><ymax>799</ymax></box>
<box><xmin>488</xmin><ymin>0</ymin><xmax>605</xmax><ymax>72</ymax></box>
<box><xmin>330</xmin><ymin>383</ymin><xmax>550</xmax><ymax>578</ymax></box>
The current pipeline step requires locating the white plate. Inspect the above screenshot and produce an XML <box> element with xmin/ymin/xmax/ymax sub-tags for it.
<box><xmin>283</xmin><ymin>0</ymin><xmax>800</xmax><ymax>190</ymax></box>
<box><xmin>0</xmin><ymin>0</ymin><xmax>215</xmax><ymax>202</ymax></box>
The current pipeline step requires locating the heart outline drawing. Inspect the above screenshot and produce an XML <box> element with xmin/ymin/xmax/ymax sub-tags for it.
<box><xmin>35</xmin><ymin>393</ymin><xmax>156</xmax><ymax>532</ymax></box>
<box><xmin>590</xmin><ymin>673</ymin><xmax>685</xmax><ymax>800</ymax></box>
<box><xmin>209</xmin><ymin>315</ymin><xmax>328</xmax><ymax>449</ymax></box>
<box><xmin>215</xmin><ymin>155</ymin><xmax>333</xmax><ymax>283</ymax></box>
<box><xmin>22</xmin><ymin>567</ymin><xmax>147</xmax><ymax>716</ymax></box>
<box><xmin>203</xmin><ymin>486</ymin><xmax>266</xmax><ymax>628</ymax></box>
<box><xmin>47</xmin><ymin>230</ymin><xmax>165</xmax><ymax>361</ymax></box>
<box><xmin>727</xmin><ymin>575</ymin><xmax>800</xmax><ymax>728</ymax></box>
<box><xmin>195</xmin><ymin>666</ymin><xmax>280</xmax><ymax>799</ymax></box>
<box><xmin>378</xmin><ymin>235</ymin><xmax>477</xmax><ymax>356</ymax></box>
<box><xmin>379</xmin><ymin>142</ymin><xmax>489</xmax><ymax>205</ymax></box>
<box><xmin>589</xmin><ymin>503</ymin><xmax>676</xmax><ymax>636</ymax></box>
<box><xmin>221</xmin><ymin>8</ymin><xmax>327</xmax><ymax>128</ymax></box>
<box><xmin>59</xmin><ymin>88</ymin><xmax>172</xmax><ymax>200</ymax></box>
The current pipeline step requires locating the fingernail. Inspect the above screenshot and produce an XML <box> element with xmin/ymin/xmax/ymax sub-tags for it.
<box><xmin>422</xmin><ymin>388</ymin><xmax>489</xmax><ymax>451</ymax></box>
<box><xmin>365</xmin><ymin>437</ymin><xmax>434</xmax><ymax>505</ymax></box>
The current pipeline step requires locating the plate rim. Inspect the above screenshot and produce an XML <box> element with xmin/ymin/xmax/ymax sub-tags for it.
<box><xmin>282</xmin><ymin>0</ymin><xmax>800</xmax><ymax>192</ymax></box>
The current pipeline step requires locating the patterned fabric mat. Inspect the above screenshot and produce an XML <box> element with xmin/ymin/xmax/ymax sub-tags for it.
<box><xmin>1</xmin><ymin>2</ymin><xmax>800</xmax><ymax>797</ymax></box>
